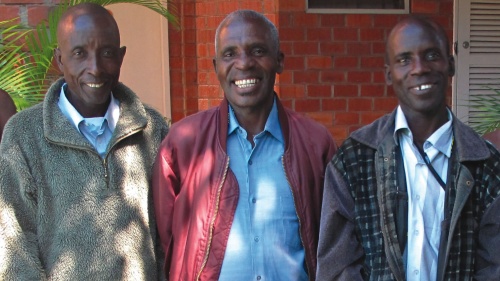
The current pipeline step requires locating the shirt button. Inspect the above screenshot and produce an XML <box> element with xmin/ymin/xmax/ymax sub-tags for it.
<box><xmin>257</xmin><ymin>276</ymin><xmax>261</xmax><ymax>280</ymax></box>
<box><xmin>254</xmin><ymin>237</ymin><xmax>259</xmax><ymax>242</ymax></box>
<box><xmin>414</xmin><ymin>230</ymin><xmax>419</xmax><ymax>236</ymax></box>
<box><xmin>252</xmin><ymin>198</ymin><xmax>256</xmax><ymax>203</ymax></box>
<box><xmin>414</xmin><ymin>269</ymin><xmax>419</xmax><ymax>275</ymax></box>
<box><xmin>415</xmin><ymin>195</ymin><xmax>420</xmax><ymax>200</ymax></box>
<box><xmin>249</xmin><ymin>160</ymin><xmax>253</xmax><ymax>165</ymax></box>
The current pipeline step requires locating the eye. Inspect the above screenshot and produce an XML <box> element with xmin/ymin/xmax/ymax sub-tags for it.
<box><xmin>252</xmin><ymin>48</ymin><xmax>266</xmax><ymax>56</ymax></box>
<box><xmin>102</xmin><ymin>49</ymin><xmax>116</xmax><ymax>58</ymax></box>
<box><xmin>72</xmin><ymin>49</ymin><xmax>84</xmax><ymax>58</ymax></box>
<box><xmin>397</xmin><ymin>56</ymin><xmax>410</xmax><ymax>66</ymax></box>
<box><xmin>426</xmin><ymin>51</ymin><xmax>441</xmax><ymax>61</ymax></box>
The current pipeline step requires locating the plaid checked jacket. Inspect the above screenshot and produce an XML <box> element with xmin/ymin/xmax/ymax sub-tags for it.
<box><xmin>317</xmin><ymin>110</ymin><xmax>500</xmax><ymax>281</ymax></box>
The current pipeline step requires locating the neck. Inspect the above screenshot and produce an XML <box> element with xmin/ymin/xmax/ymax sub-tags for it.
<box><xmin>405</xmin><ymin>108</ymin><xmax>449</xmax><ymax>150</ymax></box>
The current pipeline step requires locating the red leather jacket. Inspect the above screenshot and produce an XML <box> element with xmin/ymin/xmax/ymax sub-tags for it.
<box><xmin>153</xmin><ymin>97</ymin><xmax>337</xmax><ymax>280</ymax></box>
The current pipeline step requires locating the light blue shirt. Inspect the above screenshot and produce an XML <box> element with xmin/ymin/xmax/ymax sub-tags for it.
<box><xmin>394</xmin><ymin>106</ymin><xmax>453</xmax><ymax>281</ymax></box>
<box><xmin>57</xmin><ymin>84</ymin><xmax>120</xmax><ymax>158</ymax></box>
<box><xmin>219</xmin><ymin>99</ymin><xmax>308</xmax><ymax>281</ymax></box>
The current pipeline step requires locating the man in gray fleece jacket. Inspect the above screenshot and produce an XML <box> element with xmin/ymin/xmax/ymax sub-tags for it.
<box><xmin>0</xmin><ymin>3</ymin><xmax>168</xmax><ymax>280</ymax></box>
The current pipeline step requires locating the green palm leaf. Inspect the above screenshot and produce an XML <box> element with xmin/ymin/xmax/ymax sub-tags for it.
<box><xmin>468</xmin><ymin>86</ymin><xmax>500</xmax><ymax>135</ymax></box>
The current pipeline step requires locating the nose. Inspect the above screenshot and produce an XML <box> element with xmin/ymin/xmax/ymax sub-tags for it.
<box><xmin>411</xmin><ymin>56</ymin><xmax>430</xmax><ymax>75</ymax></box>
<box><xmin>86</xmin><ymin>53</ymin><xmax>101</xmax><ymax>76</ymax></box>
<box><xmin>235</xmin><ymin>52</ymin><xmax>255</xmax><ymax>70</ymax></box>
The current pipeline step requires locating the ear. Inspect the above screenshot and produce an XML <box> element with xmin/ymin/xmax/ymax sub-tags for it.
<box><xmin>54</xmin><ymin>48</ymin><xmax>64</xmax><ymax>72</ymax></box>
<box><xmin>118</xmin><ymin>46</ymin><xmax>127</xmax><ymax>66</ymax></box>
<box><xmin>384</xmin><ymin>64</ymin><xmax>393</xmax><ymax>85</ymax></box>
<box><xmin>447</xmin><ymin>55</ymin><xmax>455</xmax><ymax>77</ymax></box>
<box><xmin>276</xmin><ymin>51</ymin><xmax>285</xmax><ymax>74</ymax></box>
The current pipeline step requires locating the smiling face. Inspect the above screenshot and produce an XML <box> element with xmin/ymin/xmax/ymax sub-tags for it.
<box><xmin>55</xmin><ymin>5</ymin><xmax>126</xmax><ymax>117</ymax></box>
<box><xmin>385</xmin><ymin>18</ymin><xmax>454</xmax><ymax>119</ymax></box>
<box><xmin>213</xmin><ymin>15</ymin><xmax>284</xmax><ymax>113</ymax></box>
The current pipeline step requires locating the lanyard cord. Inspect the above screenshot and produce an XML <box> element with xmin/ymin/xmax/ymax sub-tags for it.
<box><xmin>414</xmin><ymin>139</ymin><xmax>453</xmax><ymax>190</ymax></box>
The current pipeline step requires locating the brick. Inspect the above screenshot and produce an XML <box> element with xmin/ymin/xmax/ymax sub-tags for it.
<box><xmin>172</xmin><ymin>112</ymin><xmax>186</xmax><ymax>122</ymax></box>
<box><xmin>262</xmin><ymin>1</ymin><xmax>277</xmax><ymax>13</ymax></box>
<box><xmin>321</xmin><ymin>70</ymin><xmax>345</xmax><ymax>83</ymax></box>
<box><xmin>294</xmin><ymin>70</ymin><xmax>319</xmax><ymax>84</ymax></box>
<box><xmin>360</xmin><ymin>28</ymin><xmax>384</xmax><ymax>41</ymax></box>
<box><xmin>294</xmin><ymin>13</ymin><xmax>318</xmax><ymax>27</ymax></box>
<box><xmin>360</xmin><ymin>85</ymin><xmax>386</xmax><ymax>97</ymax></box>
<box><xmin>307</xmin><ymin>85</ymin><xmax>332</xmax><ymax>98</ymax></box>
<box><xmin>320</xmin><ymin>42</ymin><xmax>345</xmax><ymax>55</ymax></box>
<box><xmin>278</xmin><ymin>71</ymin><xmax>293</xmax><ymax>84</ymax></box>
<box><xmin>306</xmin><ymin>27</ymin><xmax>332</xmax><ymax>41</ymax></box>
<box><xmin>320</xmin><ymin>14</ymin><xmax>345</xmax><ymax>27</ymax></box>
<box><xmin>280</xmin><ymin>27</ymin><xmax>305</xmax><ymax>41</ymax></box>
<box><xmin>347</xmin><ymin>71</ymin><xmax>372</xmax><ymax>83</ymax></box>
<box><xmin>2</xmin><ymin>0</ymin><xmax>43</xmax><ymax>3</ymax></box>
<box><xmin>348</xmin><ymin>98</ymin><xmax>372</xmax><ymax>111</ymax></box>
<box><xmin>197</xmin><ymin>99</ymin><xmax>209</xmax><ymax>110</ymax></box>
<box><xmin>346</xmin><ymin>42</ymin><xmax>371</xmax><ymax>55</ymax></box>
<box><xmin>373</xmin><ymin>71</ymin><xmax>387</xmax><ymax>85</ymax></box>
<box><xmin>278</xmin><ymin>84</ymin><xmax>306</xmax><ymax>99</ymax></box>
<box><xmin>333</xmin><ymin>27</ymin><xmax>358</xmax><ymax>41</ymax></box>
<box><xmin>295</xmin><ymin>99</ymin><xmax>320</xmax><ymax>112</ymax></box>
<box><xmin>307</xmin><ymin>56</ymin><xmax>332</xmax><ymax>69</ymax></box>
<box><xmin>285</xmin><ymin>56</ymin><xmax>305</xmax><ymax>71</ymax></box>
<box><xmin>361</xmin><ymin>111</ymin><xmax>386</xmax><ymax>125</ymax></box>
<box><xmin>373</xmin><ymin>15</ymin><xmax>400</xmax><ymax>28</ymax></box>
<box><xmin>334</xmin><ymin>112</ymin><xmax>359</xmax><ymax>126</ymax></box>
<box><xmin>0</xmin><ymin>6</ymin><xmax>20</xmax><ymax>22</ymax></box>
<box><xmin>334</xmin><ymin>85</ymin><xmax>358</xmax><ymax>97</ymax></box>
<box><xmin>361</xmin><ymin>56</ymin><xmax>385</xmax><ymax>69</ymax></box>
<box><xmin>306</xmin><ymin>112</ymin><xmax>333</xmax><ymax>126</ymax></box>
<box><xmin>323</xmin><ymin>98</ymin><xmax>346</xmax><ymax>111</ymax></box>
<box><xmin>372</xmin><ymin>42</ymin><xmax>387</xmax><ymax>54</ymax></box>
<box><xmin>374</xmin><ymin>97</ymin><xmax>398</xmax><ymax>111</ymax></box>
<box><xmin>329</xmin><ymin>126</ymin><xmax>348</xmax><ymax>145</ymax></box>
<box><xmin>280</xmin><ymin>42</ymin><xmax>293</xmax><ymax>56</ymax></box>
<box><xmin>240</xmin><ymin>1</ymin><xmax>265</xmax><ymax>11</ymax></box>
<box><xmin>198</xmin><ymin>85</ymin><xmax>219</xmax><ymax>98</ymax></box>
<box><xmin>280</xmin><ymin>1</ymin><xmax>305</xmax><ymax>12</ymax></box>
<box><xmin>412</xmin><ymin>1</ymin><xmax>439</xmax><ymax>14</ymax></box>
<box><xmin>293</xmin><ymin>41</ymin><xmax>319</xmax><ymax>56</ymax></box>
<box><xmin>334</xmin><ymin>56</ymin><xmax>358</xmax><ymax>68</ymax></box>
<box><xmin>345</xmin><ymin>14</ymin><xmax>372</xmax><ymax>27</ymax></box>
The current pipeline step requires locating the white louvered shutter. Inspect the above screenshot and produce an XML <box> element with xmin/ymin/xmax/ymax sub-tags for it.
<box><xmin>453</xmin><ymin>0</ymin><xmax>500</xmax><ymax>126</ymax></box>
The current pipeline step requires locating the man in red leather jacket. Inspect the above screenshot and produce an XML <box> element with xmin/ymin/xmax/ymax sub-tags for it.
<box><xmin>152</xmin><ymin>10</ymin><xmax>337</xmax><ymax>281</ymax></box>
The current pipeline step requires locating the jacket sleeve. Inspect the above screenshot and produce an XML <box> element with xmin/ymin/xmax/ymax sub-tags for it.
<box><xmin>475</xmin><ymin>195</ymin><xmax>500</xmax><ymax>280</ymax></box>
<box><xmin>152</xmin><ymin>141</ymin><xmax>178</xmax><ymax>280</ymax></box>
<box><xmin>0</xmin><ymin>154</ymin><xmax>46</xmax><ymax>280</ymax></box>
<box><xmin>316</xmin><ymin>160</ymin><xmax>366</xmax><ymax>281</ymax></box>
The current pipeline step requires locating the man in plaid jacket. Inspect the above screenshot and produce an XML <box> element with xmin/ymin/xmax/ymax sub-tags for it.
<box><xmin>316</xmin><ymin>16</ymin><xmax>500</xmax><ymax>281</ymax></box>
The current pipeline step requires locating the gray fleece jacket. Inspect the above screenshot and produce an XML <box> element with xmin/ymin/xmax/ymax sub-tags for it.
<box><xmin>0</xmin><ymin>79</ymin><xmax>169</xmax><ymax>280</ymax></box>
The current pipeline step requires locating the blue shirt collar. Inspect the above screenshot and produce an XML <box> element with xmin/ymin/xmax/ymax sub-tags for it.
<box><xmin>58</xmin><ymin>83</ymin><xmax>120</xmax><ymax>133</ymax></box>
<box><xmin>394</xmin><ymin>106</ymin><xmax>453</xmax><ymax>157</ymax></box>
<box><xmin>228</xmin><ymin>97</ymin><xmax>283</xmax><ymax>143</ymax></box>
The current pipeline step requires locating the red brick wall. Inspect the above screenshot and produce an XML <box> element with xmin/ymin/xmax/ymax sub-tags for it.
<box><xmin>1</xmin><ymin>0</ymin><xmax>454</xmax><ymax>144</ymax></box>
<box><xmin>0</xmin><ymin>0</ymin><xmax>55</xmax><ymax>26</ymax></box>
<box><xmin>169</xmin><ymin>0</ymin><xmax>454</xmax><ymax>144</ymax></box>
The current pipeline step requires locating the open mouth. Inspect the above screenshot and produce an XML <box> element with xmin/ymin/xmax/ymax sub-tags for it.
<box><xmin>234</xmin><ymin>78</ymin><xmax>259</xmax><ymax>89</ymax></box>
<box><xmin>86</xmin><ymin>83</ymin><xmax>104</xmax><ymax>88</ymax></box>
<box><xmin>411</xmin><ymin>84</ymin><xmax>433</xmax><ymax>91</ymax></box>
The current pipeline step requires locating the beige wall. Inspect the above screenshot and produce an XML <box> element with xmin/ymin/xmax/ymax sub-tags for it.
<box><xmin>107</xmin><ymin>4</ymin><xmax>171</xmax><ymax>119</ymax></box>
